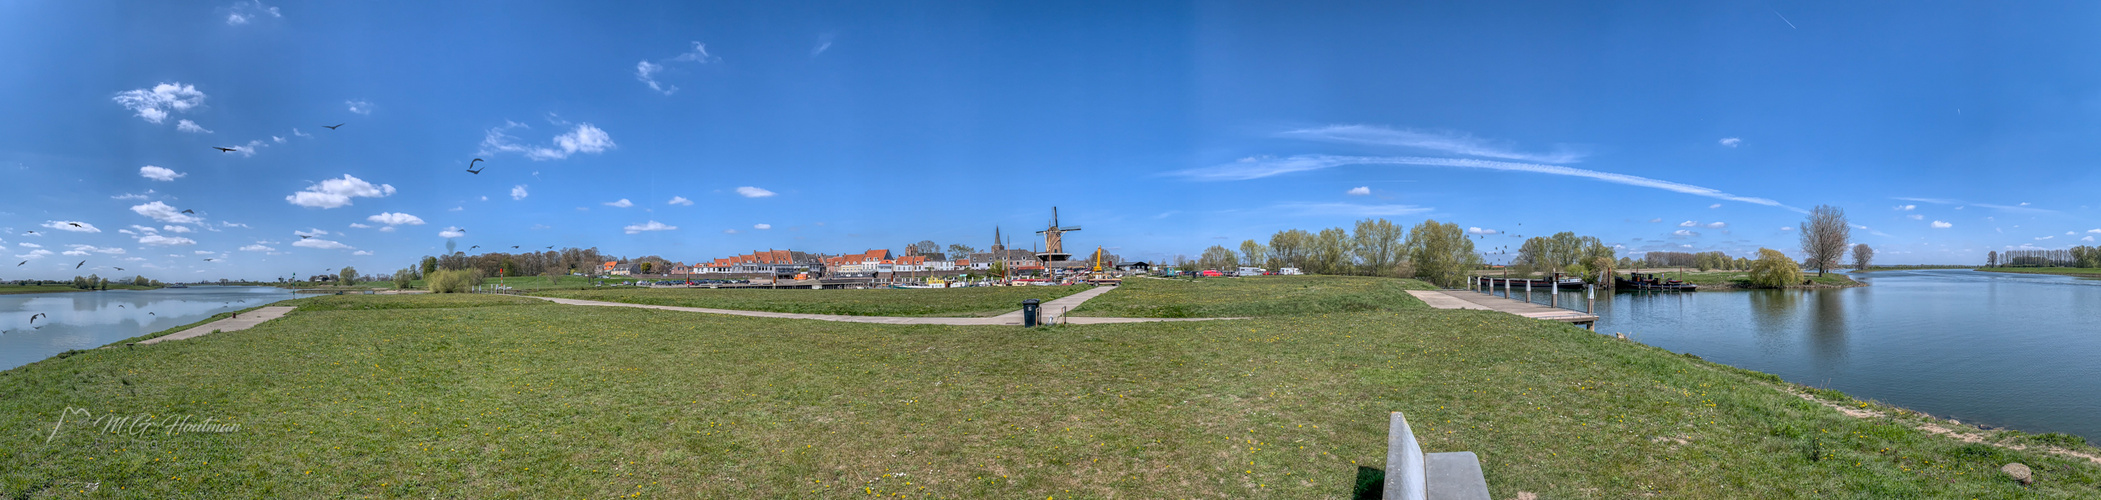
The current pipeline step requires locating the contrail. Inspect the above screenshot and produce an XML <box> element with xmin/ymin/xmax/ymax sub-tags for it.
<box><xmin>1772</xmin><ymin>9</ymin><xmax>1797</xmax><ymax>29</ymax></box>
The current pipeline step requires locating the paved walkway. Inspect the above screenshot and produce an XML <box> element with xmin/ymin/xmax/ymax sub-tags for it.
<box><xmin>136</xmin><ymin>306</ymin><xmax>298</xmax><ymax>345</ymax></box>
<box><xmin>1406</xmin><ymin>290</ymin><xmax>1598</xmax><ymax>326</ymax></box>
<box><xmin>527</xmin><ymin>286</ymin><xmax>1238</xmax><ymax>326</ymax></box>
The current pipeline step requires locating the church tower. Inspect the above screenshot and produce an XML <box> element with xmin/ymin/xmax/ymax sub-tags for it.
<box><xmin>991</xmin><ymin>226</ymin><xmax>1005</xmax><ymax>253</ymax></box>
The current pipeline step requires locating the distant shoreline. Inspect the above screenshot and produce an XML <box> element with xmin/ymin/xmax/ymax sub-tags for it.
<box><xmin>0</xmin><ymin>285</ymin><xmax>164</xmax><ymax>296</ymax></box>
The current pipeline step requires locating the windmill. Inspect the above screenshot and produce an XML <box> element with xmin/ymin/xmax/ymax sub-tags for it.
<box><xmin>1034</xmin><ymin>207</ymin><xmax>1081</xmax><ymax>263</ymax></box>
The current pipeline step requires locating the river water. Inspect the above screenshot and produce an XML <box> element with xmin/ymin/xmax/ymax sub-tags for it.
<box><xmin>1497</xmin><ymin>269</ymin><xmax>2101</xmax><ymax>441</ymax></box>
<box><xmin>0</xmin><ymin>287</ymin><xmax>298</xmax><ymax>371</ymax></box>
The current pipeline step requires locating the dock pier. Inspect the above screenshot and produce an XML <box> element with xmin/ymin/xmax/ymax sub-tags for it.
<box><xmin>1406</xmin><ymin>276</ymin><xmax>1601</xmax><ymax>329</ymax></box>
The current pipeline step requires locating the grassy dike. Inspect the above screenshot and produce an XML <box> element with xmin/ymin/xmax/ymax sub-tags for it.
<box><xmin>536</xmin><ymin>285</ymin><xmax>1089</xmax><ymax>317</ymax></box>
<box><xmin>1975</xmin><ymin>267</ymin><xmax>2101</xmax><ymax>278</ymax></box>
<box><xmin>3</xmin><ymin>279</ymin><xmax>2098</xmax><ymax>497</ymax></box>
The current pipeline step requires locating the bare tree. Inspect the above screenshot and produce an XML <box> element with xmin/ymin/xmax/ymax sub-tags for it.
<box><xmin>1987</xmin><ymin>250</ymin><xmax>1997</xmax><ymax>268</ymax></box>
<box><xmin>1798</xmin><ymin>204</ymin><xmax>1850</xmax><ymax>276</ymax></box>
<box><xmin>1852</xmin><ymin>244</ymin><xmax>1874</xmax><ymax>271</ymax></box>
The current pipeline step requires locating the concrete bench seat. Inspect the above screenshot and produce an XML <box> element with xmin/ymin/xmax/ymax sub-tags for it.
<box><xmin>1387</xmin><ymin>411</ymin><xmax>1491</xmax><ymax>500</ymax></box>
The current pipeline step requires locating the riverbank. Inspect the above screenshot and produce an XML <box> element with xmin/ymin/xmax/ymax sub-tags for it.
<box><xmin>0</xmin><ymin>284</ymin><xmax>163</xmax><ymax>295</ymax></box>
<box><xmin>5</xmin><ymin>279</ymin><xmax>2096</xmax><ymax>497</ymax></box>
<box><xmin>1975</xmin><ymin>267</ymin><xmax>2101</xmax><ymax>278</ymax></box>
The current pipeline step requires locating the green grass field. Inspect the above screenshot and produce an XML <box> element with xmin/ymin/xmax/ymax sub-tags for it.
<box><xmin>1070</xmin><ymin>275</ymin><xmax>1438</xmax><ymax>318</ymax></box>
<box><xmin>6</xmin><ymin>280</ymin><xmax>2099</xmax><ymax>497</ymax></box>
<box><xmin>533</xmin><ymin>285</ymin><xmax>1089</xmax><ymax>317</ymax></box>
<box><xmin>1977</xmin><ymin>267</ymin><xmax>2101</xmax><ymax>278</ymax></box>
<box><xmin>336</xmin><ymin>275</ymin><xmax>642</xmax><ymax>291</ymax></box>
<box><xmin>0</xmin><ymin>284</ymin><xmax>162</xmax><ymax>295</ymax></box>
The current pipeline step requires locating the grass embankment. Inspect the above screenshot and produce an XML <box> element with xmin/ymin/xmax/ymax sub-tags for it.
<box><xmin>0</xmin><ymin>284</ymin><xmax>163</xmax><ymax>295</ymax></box>
<box><xmin>1071</xmin><ymin>275</ymin><xmax>1437</xmax><ymax>318</ymax></box>
<box><xmin>1624</xmin><ymin>270</ymin><xmax>1860</xmax><ymax>289</ymax></box>
<box><xmin>6</xmin><ymin>281</ymin><xmax>2100</xmax><ymax>497</ymax></box>
<box><xmin>534</xmin><ymin>285</ymin><xmax>1089</xmax><ymax>317</ymax></box>
<box><xmin>336</xmin><ymin>275</ymin><xmax>641</xmax><ymax>291</ymax></box>
<box><xmin>1976</xmin><ymin>267</ymin><xmax>2101</xmax><ymax>278</ymax></box>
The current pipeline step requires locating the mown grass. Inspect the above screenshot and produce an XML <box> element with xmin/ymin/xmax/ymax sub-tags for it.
<box><xmin>0</xmin><ymin>284</ymin><xmax>163</xmax><ymax>295</ymax></box>
<box><xmin>1070</xmin><ymin>275</ymin><xmax>1437</xmax><ymax>318</ymax></box>
<box><xmin>1977</xmin><ymin>267</ymin><xmax>2101</xmax><ymax>278</ymax></box>
<box><xmin>6</xmin><ymin>284</ymin><xmax>2100</xmax><ymax>497</ymax></box>
<box><xmin>534</xmin><ymin>285</ymin><xmax>1089</xmax><ymax>317</ymax></box>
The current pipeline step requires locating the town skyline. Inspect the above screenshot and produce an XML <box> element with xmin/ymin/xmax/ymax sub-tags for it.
<box><xmin>8</xmin><ymin>1</ymin><xmax>2101</xmax><ymax>281</ymax></box>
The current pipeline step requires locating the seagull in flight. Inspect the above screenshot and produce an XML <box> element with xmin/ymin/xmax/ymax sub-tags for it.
<box><xmin>67</xmin><ymin>222</ymin><xmax>82</xmax><ymax>228</ymax></box>
<box><xmin>469</xmin><ymin>245</ymin><xmax>480</xmax><ymax>250</ymax></box>
<box><xmin>181</xmin><ymin>209</ymin><xmax>195</xmax><ymax>214</ymax></box>
<box><xmin>545</xmin><ymin>245</ymin><xmax>554</xmax><ymax>249</ymax></box>
<box><xmin>511</xmin><ymin>246</ymin><xmax>519</xmax><ymax>249</ymax></box>
<box><xmin>213</xmin><ymin>147</ymin><xmax>238</xmax><ymax>153</ymax></box>
<box><xmin>467</xmin><ymin>158</ymin><xmax>485</xmax><ymax>174</ymax></box>
<box><xmin>324</xmin><ymin>123</ymin><xmax>344</xmax><ymax>130</ymax></box>
<box><xmin>204</xmin><ymin>258</ymin><xmax>214</xmax><ymax>261</ymax></box>
<box><xmin>114</xmin><ymin>267</ymin><xmax>123</xmax><ymax>271</ymax></box>
<box><xmin>299</xmin><ymin>235</ymin><xmax>313</xmax><ymax>239</ymax></box>
<box><xmin>29</xmin><ymin>313</ymin><xmax>46</xmax><ymax>324</ymax></box>
<box><xmin>15</xmin><ymin>261</ymin><xmax>23</xmax><ymax>267</ymax></box>
<box><xmin>75</xmin><ymin>260</ymin><xmax>85</xmax><ymax>269</ymax></box>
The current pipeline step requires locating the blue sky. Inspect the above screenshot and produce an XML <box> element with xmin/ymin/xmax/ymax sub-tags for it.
<box><xmin>4</xmin><ymin>1</ymin><xmax>2100</xmax><ymax>280</ymax></box>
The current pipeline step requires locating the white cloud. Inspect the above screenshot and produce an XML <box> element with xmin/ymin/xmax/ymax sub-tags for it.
<box><xmin>1718</xmin><ymin>137</ymin><xmax>1741</xmax><ymax>148</ymax></box>
<box><xmin>1671</xmin><ymin>230</ymin><xmax>1700</xmax><ymax>237</ymax></box>
<box><xmin>735</xmin><ymin>186</ymin><xmax>776</xmax><ymax>198</ymax></box>
<box><xmin>668</xmin><ymin>196</ymin><xmax>693</xmax><ymax>206</ymax></box>
<box><xmin>346</xmin><ymin>100</ymin><xmax>372</xmax><ymax>115</ymax></box>
<box><xmin>175</xmin><ymin>120</ymin><xmax>212</xmax><ymax>133</ymax></box>
<box><xmin>2088</xmin><ymin>229</ymin><xmax>2101</xmax><ymax>234</ymax></box>
<box><xmin>1895</xmin><ymin>205</ymin><xmax>1916</xmax><ymax>211</ymax></box>
<box><xmin>2020</xmin><ymin>202</ymin><xmax>2031</xmax><ymax>206</ymax></box>
<box><xmin>1272</xmin><ymin>202</ymin><xmax>1434</xmax><ymax>217</ymax></box>
<box><xmin>273</xmin><ymin>136</ymin><xmax>286</xmax><ymax>143</ymax></box>
<box><xmin>511</xmin><ymin>185</ymin><xmax>529</xmax><ymax>200</ymax></box>
<box><xmin>636</xmin><ymin>61</ymin><xmax>675</xmax><ymax>95</ymax></box>
<box><xmin>42</xmin><ymin>220</ymin><xmax>101</xmax><ymax>233</ymax></box>
<box><xmin>670</xmin><ymin>41</ymin><xmax>719</xmax><ymax>63</ymax></box>
<box><xmin>1704</xmin><ymin>222</ymin><xmax>1726</xmax><ymax>229</ymax></box>
<box><xmin>367</xmin><ymin>212</ymin><xmax>425</xmax><ymax>226</ymax></box>
<box><xmin>64</xmin><ymin>245</ymin><xmax>126</xmax><ymax>256</ymax></box>
<box><xmin>1678</xmin><ymin>221</ymin><xmax>1699</xmax><ymax>227</ymax></box>
<box><xmin>162</xmin><ymin>225</ymin><xmax>192</xmax><ymax>233</ymax></box>
<box><xmin>1931</xmin><ymin>220</ymin><xmax>1953</xmax><ymax>228</ymax></box>
<box><xmin>604</xmin><ymin>198</ymin><xmax>634</xmax><ymax>208</ymax></box>
<box><xmin>378</xmin><ymin>226</ymin><xmax>395</xmax><ymax>232</ymax></box>
<box><xmin>722</xmin><ymin>229</ymin><xmax>740</xmax><ymax>234</ymax></box>
<box><xmin>348</xmin><ymin>223</ymin><xmax>371</xmax><ymax>229</ymax></box>
<box><xmin>1907</xmin><ymin>214</ymin><xmax>1924</xmax><ymax>220</ymax></box>
<box><xmin>1175</xmin><ymin>155</ymin><xmax>1801</xmax><ymax>211</ymax></box>
<box><xmin>1346</xmin><ymin>186</ymin><xmax>1371</xmax><ymax>196</ymax></box>
<box><xmin>240</xmin><ymin>244</ymin><xmax>274</xmax><ymax>252</ymax></box>
<box><xmin>812</xmin><ymin>34</ymin><xmax>835</xmax><ymax>56</ymax></box>
<box><xmin>624</xmin><ymin>221</ymin><xmax>677</xmax><ymax>234</ymax></box>
<box><xmin>2036</xmin><ymin>236</ymin><xmax>2054</xmax><ymax>241</ymax></box>
<box><xmin>138</xmin><ymin>234</ymin><xmax>197</xmax><ymax>246</ymax></box>
<box><xmin>1467</xmin><ymin>227</ymin><xmax>1500</xmax><ymax>235</ymax></box>
<box><xmin>131</xmin><ymin>201</ymin><xmax>202</xmax><ymax>224</ymax></box>
<box><xmin>754</xmin><ymin>223</ymin><xmax>772</xmax><ymax>230</ymax></box>
<box><xmin>2085</xmin><ymin>236</ymin><xmax>2096</xmax><ymax>242</ymax></box>
<box><xmin>219</xmin><ymin>221</ymin><xmax>249</xmax><ymax>228</ymax></box>
<box><xmin>194</xmin><ymin>250</ymin><xmax>213</xmax><ymax>255</ymax></box>
<box><xmin>352</xmin><ymin>250</ymin><xmax>373</xmax><ymax>256</ymax></box>
<box><xmin>479</xmin><ymin>196</ymin><xmax>488</xmax><ymax>202</ymax></box>
<box><xmin>438</xmin><ymin>227</ymin><xmax>465</xmax><ymax>238</ymax></box>
<box><xmin>140</xmin><ymin>165</ymin><xmax>187</xmax><ymax>181</ymax></box>
<box><xmin>1277</xmin><ymin>125</ymin><xmax>1587</xmax><ymax>164</ymax></box>
<box><xmin>225</xmin><ymin>0</ymin><xmax>280</xmax><ymax>25</ymax></box>
<box><xmin>18</xmin><ymin>243</ymin><xmax>40</xmax><ymax>248</ymax></box>
<box><xmin>1647</xmin><ymin>218</ymin><xmax>1663</xmax><ymax>223</ymax></box>
<box><xmin>1892</xmin><ymin>197</ymin><xmax>2051</xmax><ymax>214</ymax></box>
<box><xmin>1708</xmin><ymin>203</ymin><xmax>1722</xmax><ymax>209</ymax></box>
<box><xmin>292</xmin><ymin>238</ymin><xmax>351</xmax><ymax>250</ymax></box>
<box><xmin>479</xmin><ymin>122</ymin><xmax>616</xmax><ymax>161</ymax></box>
<box><xmin>294</xmin><ymin>228</ymin><xmax>329</xmax><ymax>237</ymax></box>
<box><xmin>111</xmin><ymin>190</ymin><xmax>155</xmax><ymax>200</ymax></box>
<box><xmin>112</xmin><ymin>82</ymin><xmax>205</xmax><ymax>124</ymax></box>
<box><xmin>1780</xmin><ymin>226</ymin><xmax>1794</xmax><ymax>231</ymax></box>
<box><xmin>16</xmin><ymin>249</ymin><xmax>52</xmax><ymax>260</ymax></box>
<box><xmin>286</xmin><ymin>174</ymin><xmax>396</xmax><ymax>208</ymax></box>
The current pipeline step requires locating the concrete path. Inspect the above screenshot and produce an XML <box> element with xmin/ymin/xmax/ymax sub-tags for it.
<box><xmin>527</xmin><ymin>286</ymin><xmax>1238</xmax><ymax>326</ymax></box>
<box><xmin>1406</xmin><ymin>290</ymin><xmax>1598</xmax><ymax>326</ymax></box>
<box><xmin>136</xmin><ymin>306</ymin><xmax>298</xmax><ymax>345</ymax></box>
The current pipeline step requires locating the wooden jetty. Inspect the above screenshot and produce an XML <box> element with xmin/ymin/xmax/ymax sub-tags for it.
<box><xmin>1406</xmin><ymin>290</ymin><xmax>1599</xmax><ymax>329</ymax></box>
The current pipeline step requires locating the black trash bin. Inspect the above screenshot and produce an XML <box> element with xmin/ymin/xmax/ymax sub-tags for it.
<box><xmin>1021</xmin><ymin>299</ymin><xmax>1041</xmax><ymax>327</ymax></box>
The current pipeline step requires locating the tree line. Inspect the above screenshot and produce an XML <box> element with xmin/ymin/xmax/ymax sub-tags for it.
<box><xmin>1187</xmin><ymin>218</ymin><xmax>1479</xmax><ymax>287</ymax></box>
<box><xmin>1989</xmin><ymin>247</ymin><xmax>2101</xmax><ymax>268</ymax></box>
<box><xmin>401</xmin><ymin>247</ymin><xmax>617</xmax><ymax>282</ymax></box>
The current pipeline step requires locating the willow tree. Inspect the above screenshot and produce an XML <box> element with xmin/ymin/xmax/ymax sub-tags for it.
<box><xmin>1198</xmin><ymin>245</ymin><xmax>1239</xmax><ymax>271</ymax></box>
<box><xmin>1238</xmin><ymin>240</ymin><xmax>1268</xmax><ymax>271</ymax></box>
<box><xmin>1267</xmin><ymin>229</ymin><xmax>1312</xmax><ymax>271</ymax></box>
<box><xmin>1407</xmin><ymin>219</ymin><xmax>1480</xmax><ymax>288</ymax></box>
<box><xmin>1350</xmin><ymin>218</ymin><xmax>1408</xmax><ymax>277</ymax></box>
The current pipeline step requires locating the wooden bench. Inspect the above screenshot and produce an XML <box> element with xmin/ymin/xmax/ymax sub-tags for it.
<box><xmin>1386</xmin><ymin>411</ymin><xmax>1491</xmax><ymax>500</ymax></box>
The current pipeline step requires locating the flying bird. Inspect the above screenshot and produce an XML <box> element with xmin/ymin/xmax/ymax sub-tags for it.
<box><xmin>545</xmin><ymin>245</ymin><xmax>554</xmax><ymax>249</ymax></box>
<box><xmin>67</xmin><ymin>222</ymin><xmax>82</xmax><ymax>228</ymax></box>
<box><xmin>511</xmin><ymin>246</ymin><xmax>519</xmax><ymax>249</ymax></box>
<box><xmin>204</xmin><ymin>258</ymin><xmax>214</xmax><ymax>261</ymax></box>
<box><xmin>299</xmin><ymin>235</ymin><xmax>313</xmax><ymax>239</ymax></box>
<box><xmin>213</xmin><ymin>147</ymin><xmax>238</xmax><ymax>153</ymax></box>
<box><xmin>181</xmin><ymin>209</ymin><xmax>195</xmax><ymax>214</ymax></box>
<box><xmin>469</xmin><ymin>245</ymin><xmax>480</xmax><ymax>250</ymax></box>
<box><xmin>467</xmin><ymin>158</ymin><xmax>485</xmax><ymax>174</ymax></box>
<box><xmin>29</xmin><ymin>313</ymin><xmax>46</xmax><ymax>324</ymax></box>
<box><xmin>324</xmin><ymin>123</ymin><xmax>344</xmax><ymax>130</ymax></box>
<box><xmin>75</xmin><ymin>260</ymin><xmax>84</xmax><ymax>269</ymax></box>
<box><xmin>15</xmin><ymin>261</ymin><xmax>22</xmax><ymax>267</ymax></box>
<box><xmin>114</xmin><ymin>267</ymin><xmax>123</xmax><ymax>271</ymax></box>
<box><xmin>149</xmin><ymin>312</ymin><xmax>155</xmax><ymax>316</ymax></box>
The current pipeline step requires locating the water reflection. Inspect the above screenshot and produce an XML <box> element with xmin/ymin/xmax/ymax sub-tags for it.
<box><xmin>1</xmin><ymin>287</ymin><xmax>297</xmax><ymax>370</ymax></box>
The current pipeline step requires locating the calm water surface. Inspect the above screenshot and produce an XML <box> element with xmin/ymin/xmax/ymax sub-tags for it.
<box><xmin>0</xmin><ymin>287</ymin><xmax>297</xmax><ymax>371</ymax></box>
<box><xmin>1499</xmin><ymin>269</ymin><xmax>2101</xmax><ymax>440</ymax></box>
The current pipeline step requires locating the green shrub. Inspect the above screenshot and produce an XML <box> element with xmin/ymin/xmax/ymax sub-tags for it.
<box><xmin>1747</xmin><ymin>248</ymin><xmax>1803</xmax><ymax>288</ymax></box>
<box><xmin>426</xmin><ymin>268</ymin><xmax>484</xmax><ymax>293</ymax></box>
